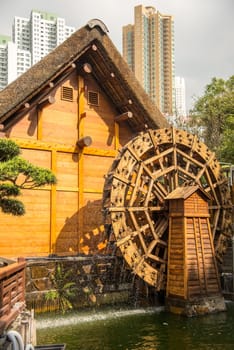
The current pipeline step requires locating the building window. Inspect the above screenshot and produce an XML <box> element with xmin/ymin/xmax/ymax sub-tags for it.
<box><xmin>61</xmin><ymin>86</ymin><xmax>73</xmax><ymax>101</ymax></box>
<box><xmin>88</xmin><ymin>91</ymin><xmax>99</xmax><ymax>106</ymax></box>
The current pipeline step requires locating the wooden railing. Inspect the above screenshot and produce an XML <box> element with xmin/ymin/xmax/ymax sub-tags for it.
<box><xmin>0</xmin><ymin>257</ymin><xmax>26</xmax><ymax>334</ymax></box>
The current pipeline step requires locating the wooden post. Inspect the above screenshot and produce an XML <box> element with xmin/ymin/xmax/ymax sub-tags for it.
<box><xmin>50</xmin><ymin>149</ymin><xmax>57</xmax><ymax>253</ymax></box>
<box><xmin>165</xmin><ymin>186</ymin><xmax>226</xmax><ymax>316</ymax></box>
<box><xmin>77</xmin><ymin>76</ymin><xmax>85</xmax><ymax>253</ymax></box>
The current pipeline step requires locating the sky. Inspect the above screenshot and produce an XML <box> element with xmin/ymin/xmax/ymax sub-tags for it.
<box><xmin>1</xmin><ymin>0</ymin><xmax>233</xmax><ymax>112</ymax></box>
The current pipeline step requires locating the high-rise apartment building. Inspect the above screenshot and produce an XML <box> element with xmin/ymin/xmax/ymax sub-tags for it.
<box><xmin>0</xmin><ymin>10</ymin><xmax>75</xmax><ymax>90</ymax></box>
<box><xmin>0</xmin><ymin>35</ymin><xmax>17</xmax><ymax>90</ymax></box>
<box><xmin>123</xmin><ymin>5</ymin><xmax>175</xmax><ymax>115</ymax></box>
<box><xmin>175</xmin><ymin>76</ymin><xmax>186</xmax><ymax>117</ymax></box>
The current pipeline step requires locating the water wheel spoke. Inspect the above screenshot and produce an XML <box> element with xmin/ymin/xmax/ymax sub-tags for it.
<box><xmin>173</xmin><ymin>167</ymin><xmax>179</xmax><ymax>190</ymax></box>
<box><xmin>144</xmin><ymin>210</ymin><xmax>158</xmax><ymax>240</ymax></box>
<box><xmin>128</xmin><ymin>163</ymin><xmax>143</xmax><ymax>206</ymax></box>
<box><xmin>195</xmin><ymin>153</ymin><xmax>215</xmax><ymax>183</ymax></box>
<box><xmin>171</xmin><ymin>128</ymin><xmax>179</xmax><ymax>189</ymax></box>
<box><xmin>129</xmin><ymin>211</ymin><xmax>147</xmax><ymax>253</ymax></box>
<box><xmin>177</xmin><ymin>165</ymin><xmax>196</xmax><ymax>181</ymax></box>
<box><xmin>211</xmin><ymin>209</ymin><xmax>221</xmax><ymax>239</ymax></box>
<box><xmin>185</xmin><ymin>134</ymin><xmax>198</xmax><ymax>173</ymax></box>
<box><xmin>116</xmin><ymin>224</ymin><xmax>149</xmax><ymax>247</ymax></box>
<box><xmin>166</xmin><ymin>168</ymin><xmax>176</xmax><ymax>192</ymax></box>
<box><xmin>145</xmin><ymin>239</ymin><xmax>157</xmax><ymax>254</ymax></box>
<box><xmin>112</xmin><ymin>173</ymin><xmax>130</xmax><ymax>185</ymax></box>
<box><xmin>144</xmin><ymin>178</ymin><xmax>154</xmax><ymax>206</ymax></box>
<box><xmin>156</xmin><ymin>238</ymin><xmax>168</xmax><ymax>247</ymax></box>
<box><xmin>147</xmin><ymin>253</ymin><xmax>167</xmax><ymax>265</ymax></box>
<box><xmin>177</xmin><ymin>148</ymin><xmax>204</xmax><ymax>170</ymax></box>
<box><xmin>109</xmin><ymin>206</ymin><xmax>126</xmax><ymax>212</ymax></box>
<box><xmin>209</xmin><ymin>205</ymin><xmax>221</xmax><ymax>210</ymax></box>
<box><xmin>148</xmin><ymin>206</ymin><xmax>165</xmax><ymax>211</ymax></box>
<box><xmin>153</xmin><ymin>181</ymin><xmax>168</xmax><ymax>197</ymax></box>
<box><xmin>144</xmin><ymin>147</ymin><xmax>173</xmax><ymax>166</ymax></box>
<box><xmin>148</xmin><ymin>129</ymin><xmax>165</xmax><ymax>171</ymax></box>
<box><xmin>145</xmin><ymin>239</ymin><xmax>167</xmax><ymax>260</ymax></box>
<box><xmin>109</xmin><ymin>206</ymin><xmax>165</xmax><ymax>213</ymax></box>
<box><xmin>155</xmin><ymin>217</ymin><xmax>168</xmax><ymax>238</ymax></box>
<box><xmin>154</xmin><ymin>165</ymin><xmax>175</xmax><ymax>179</ymax></box>
<box><xmin>204</xmin><ymin>169</ymin><xmax>220</xmax><ymax>206</ymax></box>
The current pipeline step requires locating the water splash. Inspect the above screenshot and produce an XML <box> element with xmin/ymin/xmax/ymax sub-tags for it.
<box><xmin>36</xmin><ymin>306</ymin><xmax>165</xmax><ymax>329</ymax></box>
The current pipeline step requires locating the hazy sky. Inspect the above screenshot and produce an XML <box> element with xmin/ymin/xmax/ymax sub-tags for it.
<box><xmin>1</xmin><ymin>0</ymin><xmax>233</xmax><ymax>111</ymax></box>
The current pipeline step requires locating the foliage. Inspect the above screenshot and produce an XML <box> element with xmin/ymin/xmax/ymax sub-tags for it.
<box><xmin>45</xmin><ymin>263</ymin><xmax>76</xmax><ymax>313</ymax></box>
<box><xmin>0</xmin><ymin>138</ymin><xmax>56</xmax><ymax>215</ymax></box>
<box><xmin>0</xmin><ymin>139</ymin><xmax>20</xmax><ymax>161</ymax></box>
<box><xmin>218</xmin><ymin>115</ymin><xmax>234</xmax><ymax>163</ymax></box>
<box><xmin>189</xmin><ymin>76</ymin><xmax>234</xmax><ymax>163</ymax></box>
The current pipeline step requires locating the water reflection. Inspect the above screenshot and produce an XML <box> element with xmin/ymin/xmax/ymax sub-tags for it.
<box><xmin>36</xmin><ymin>302</ymin><xmax>234</xmax><ymax>350</ymax></box>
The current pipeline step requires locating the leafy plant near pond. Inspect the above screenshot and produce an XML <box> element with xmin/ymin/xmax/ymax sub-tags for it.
<box><xmin>45</xmin><ymin>263</ymin><xmax>76</xmax><ymax>313</ymax></box>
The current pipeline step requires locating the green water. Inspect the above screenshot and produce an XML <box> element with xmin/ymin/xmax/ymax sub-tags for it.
<box><xmin>36</xmin><ymin>302</ymin><xmax>234</xmax><ymax>350</ymax></box>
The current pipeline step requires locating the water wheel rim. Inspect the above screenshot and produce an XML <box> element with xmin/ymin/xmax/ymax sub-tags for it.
<box><xmin>103</xmin><ymin>127</ymin><xmax>232</xmax><ymax>289</ymax></box>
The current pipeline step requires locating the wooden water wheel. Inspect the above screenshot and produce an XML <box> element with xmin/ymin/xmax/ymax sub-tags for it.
<box><xmin>103</xmin><ymin>127</ymin><xmax>233</xmax><ymax>290</ymax></box>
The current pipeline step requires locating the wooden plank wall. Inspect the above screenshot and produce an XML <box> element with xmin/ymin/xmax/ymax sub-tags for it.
<box><xmin>167</xmin><ymin>216</ymin><xmax>185</xmax><ymax>298</ymax></box>
<box><xmin>167</xmin><ymin>192</ymin><xmax>221</xmax><ymax>301</ymax></box>
<box><xmin>184</xmin><ymin>193</ymin><xmax>208</xmax><ymax>217</ymax></box>
<box><xmin>0</xmin><ymin>71</ymin><xmax>135</xmax><ymax>258</ymax></box>
<box><xmin>186</xmin><ymin>217</ymin><xmax>220</xmax><ymax>298</ymax></box>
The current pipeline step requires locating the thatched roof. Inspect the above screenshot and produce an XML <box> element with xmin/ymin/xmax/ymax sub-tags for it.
<box><xmin>0</xmin><ymin>19</ymin><xmax>168</xmax><ymax>131</ymax></box>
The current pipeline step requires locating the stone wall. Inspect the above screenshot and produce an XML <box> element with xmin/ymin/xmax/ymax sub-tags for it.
<box><xmin>25</xmin><ymin>255</ymin><xmax>153</xmax><ymax>313</ymax></box>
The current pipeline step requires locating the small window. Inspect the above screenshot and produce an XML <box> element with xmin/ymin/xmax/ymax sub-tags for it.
<box><xmin>88</xmin><ymin>91</ymin><xmax>99</xmax><ymax>106</ymax></box>
<box><xmin>61</xmin><ymin>86</ymin><xmax>73</xmax><ymax>102</ymax></box>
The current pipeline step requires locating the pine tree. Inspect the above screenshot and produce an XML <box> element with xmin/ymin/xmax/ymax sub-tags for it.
<box><xmin>0</xmin><ymin>139</ymin><xmax>56</xmax><ymax>215</ymax></box>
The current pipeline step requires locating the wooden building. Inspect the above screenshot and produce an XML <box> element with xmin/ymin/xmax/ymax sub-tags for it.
<box><xmin>166</xmin><ymin>186</ymin><xmax>226</xmax><ymax>315</ymax></box>
<box><xmin>0</xmin><ymin>20</ymin><xmax>168</xmax><ymax>258</ymax></box>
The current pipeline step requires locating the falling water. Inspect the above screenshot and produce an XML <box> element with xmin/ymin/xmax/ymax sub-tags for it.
<box><xmin>36</xmin><ymin>302</ymin><xmax>234</xmax><ymax>350</ymax></box>
<box><xmin>36</xmin><ymin>306</ymin><xmax>164</xmax><ymax>329</ymax></box>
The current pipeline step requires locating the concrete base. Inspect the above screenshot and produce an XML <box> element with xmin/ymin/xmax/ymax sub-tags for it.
<box><xmin>166</xmin><ymin>295</ymin><xmax>226</xmax><ymax>317</ymax></box>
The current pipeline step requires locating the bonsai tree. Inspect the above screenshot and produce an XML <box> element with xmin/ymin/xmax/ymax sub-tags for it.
<box><xmin>0</xmin><ymin>138</ymin><xmax>56</xmax><ymax>215</ymax></box>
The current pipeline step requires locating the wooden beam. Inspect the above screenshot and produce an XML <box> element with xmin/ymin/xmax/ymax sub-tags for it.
<box><xmin>114</xmin><ymin>111</ymin><xmax>133</xmax><ymax>123</ymax></box>
<box><xmin>37</xmin><ymin>95</ymin><xmax>55</xmax><ymax>110</ymax></box>
<box><xmin>77</xmin><ymin>136</ymin><xmax>92</xmax><ymax>148</ymax></box>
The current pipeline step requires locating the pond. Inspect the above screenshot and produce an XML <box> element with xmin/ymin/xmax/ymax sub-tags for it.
<box><xmin>36</xmin><ymin>302</ymin><xmax>234</xmax><ymax>350</ymax></box>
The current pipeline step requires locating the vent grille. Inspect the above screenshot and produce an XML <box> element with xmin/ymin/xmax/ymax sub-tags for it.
<box><xmin>88</xmin><ymin>91</ymin><xmax>99</xmax><ymax>106</ymax></box>
<box><xmin>61</xmin><ymin>86</ymin><xmax>73</xmax><ymax>101</ymax></box>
